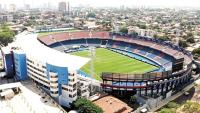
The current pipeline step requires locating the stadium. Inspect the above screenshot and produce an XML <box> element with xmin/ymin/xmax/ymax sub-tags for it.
<box><xmin>1</xmin><ymin>30</ymin><xmax>194</xmax><ymax>107</ymax></box>
<box><xmin>38</xmin><ymin>31</ymin><xmax>193</xmax><ymax>94</ymax></box>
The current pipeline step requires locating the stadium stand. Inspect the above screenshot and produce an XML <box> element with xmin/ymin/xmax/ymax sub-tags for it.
<box><xmin>39</xmin><ymin>31</ymin><xmax>192</xmax><ymax>71</ymax></box>
<box><xmin>37</xmin><ymin>31</ymin><xmax>193</xmax><ymax>98</ymax></box>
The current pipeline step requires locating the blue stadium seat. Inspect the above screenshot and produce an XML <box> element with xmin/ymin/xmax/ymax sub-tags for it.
<box><xmin>138</xmin><ymin>50</ymin><xmax>147</xmax><ymax>55</ymax></box>
<box><xmin>87</xmin><ymin>39</ymin><xmax>101</xmax><ymax>46</ymax></box>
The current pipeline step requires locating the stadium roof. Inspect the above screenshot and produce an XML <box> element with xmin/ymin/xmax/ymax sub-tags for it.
<box><xmin>1</xmin><ymin>46</ymin><xmax>11</xmax><ymax>54</ymax></box>
<box><xmin>13</xmin><ymin>32</ymin><xmax>90</xmax><ymax>71</ymax></box>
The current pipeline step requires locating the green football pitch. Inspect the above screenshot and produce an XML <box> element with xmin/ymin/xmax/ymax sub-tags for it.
<box><xmin>71</xmin><ymin>48</ymin><xmax>158</xmax><ymax>81</ymax></box>
<box><xmin>38</xmin><ymin>29</ymin><xmax>82</xmax><ymax>37</ymax></box>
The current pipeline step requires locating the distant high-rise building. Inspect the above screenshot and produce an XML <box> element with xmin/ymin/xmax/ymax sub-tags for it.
<box><xmin>120</xmin><ymin>5</ymin><xmax>125</xmax><ymax>10</ymax></box>
<box><xmin>24</xmin><ymin>4</ymin><xmax>30</xmax><ymax>10</ymax></box>
<box><xmin>58</xmin><ymin>2</ymin><xmax>66</xmax><ymax>12</ymax></box>
<box><xmin>9</xmin><ymin>4</ymin><xmax>16</xmax><ymax>12</ymax></box>
<box><xmin>3</xmin><ymin>4</ymin><xmax>7</xmax><ymax>10</ymax></box>
<box><xmin>0</xmin><ymin>4</ymin><xmax>2</xmax><ymax>11</ymax></box>
<box><xmin>67</xmin><ymin>2</ymin><xmax>70</xmax><ymax>14</ymax></box>
<box><xmin>47</xmin><ymin>2</ymin><xmax>51</xmax><ymax>9</ymax></box>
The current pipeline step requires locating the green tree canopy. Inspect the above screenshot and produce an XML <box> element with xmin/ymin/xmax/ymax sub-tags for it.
<box><xmin>87</xmin><ymin>12</ymin><xmax>96</xmax><ymax>18</ymax></box>
<box><xmin>130</xmin><ymin>95</ymin><xmax>137</xmax><ymax>103</ymax></box>
<box><xmin>187</xmin><ymin>32</ymin><xmax>193</xmax><ymax>38</ymax></box>
<box><xmin>192</xmin><ymin>48</ymin><xmax>200</xmax><ymax>57</ymax></box>
<box><xmin>131</xmin><ymin>32</ymin><xmax>138</xmax><ymax>37</ymax></box>
<box><xmin>183</xmin><ymin>32</ymin><xmax>193</xmax><ymax>39</ymax></box>
<box><xmin>160</xmin><ymin>108</ymin><xmax>173</xmax><ymax>113</ymax></box>
<box><xmin>0</xmin><ymin>25</ymin><xmax>15</xmax><ymax>46</ymax></box>
<box><xmin>136</xmin><ymin>23</ymin><xmax>147</xmax><ymax>29</ymax></box>
<box><xmin>119</xmin><ymin>27</ymin><xmax>128</xmax><ymax>34</ymax></box>
<box><xmin>24</xmin><ymin>20</ymin><xmax>36</xmax><ymax>26</ymax></box>
<box><xmin>178</xmin><ymin>40</ymin><xmax>188</xmax><ymax>48</ymax></box>
<box><xmin>74</xmin><ymin>97</ymin><xmax>103</xmax><ymax>113</ymax></box>
<box><xmin>186</xmin><ymin>37</ymin><xmax>195</xmax><ymax>43</ymax></box>
<box><xmin>166</xmin><ymin>102</ymin><xmax>179</xmax><ymax>108</ymax></box>
<box><xmin>154</xmin><ymin>34</ymin><xmax>170</xmax><ymax>41</ymax></box>
<box><xmin>193</xmin><ymin>48</ymin><xmax>200</xmax><ymax>55</ymax></box>
<box><xmin>182</xmin><ymin>101</ymin><xmax>200</xmax><ymax>113</ymax></box>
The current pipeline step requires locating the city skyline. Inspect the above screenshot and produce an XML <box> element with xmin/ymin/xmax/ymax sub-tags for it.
<box><xmin>0</xmin><ymin>0</ymin><xmax>200</xmax><ymax>8</ymax></box>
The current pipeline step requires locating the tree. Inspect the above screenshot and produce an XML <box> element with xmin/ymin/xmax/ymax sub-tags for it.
<box><xmin>185</xmin><ymin>32</ymin><xmax>195</xmax><ymax>43</ymax></box>
<box><xmin>193</xmin><ymin>48</ymin><xmax>200</xmax><ymax>55</ymax></box>
<box><xmin>182</xmin><ymin>101</ymin><xmax>200</xmax><ymax>113</ymax></box>
<box><xmin>119</xmin><ymin>27</ymin><xmax>128</xmax><ymax>34</ymax></box>
<box><xmin>159</xmin><ymin>102</ymin><xmax>178</xmax><ymax>113</ymax></box>
<box><xmin>187</xmin><ymin>32</ymin><xmax>193</xmax><ymax>38</ymax></box>
<box><xmin>0</xmin><ymin>25</ymin><xmax>15</xmax><ymax>46</ymax></box>
<box><xmin>29</xmin><ymin>15</ymin><xmax>36</xmax><ymax>20</ymax></box>
<box><xmin>74</xmin><ymin>97</ymin><xmax>103</xmax><ymax>113</ymax></box>
<box><xmin>131</xmin><ymin>32</ymin><xmax>138</xmax><ymax>37</ymax></box>
<box><xmin>178</xmin><ymin>40</ymin><xmax>188</xmax><ymax>48</ymax></box>
<box><xmin>192</xmin><ymin>48</ymin><xmax>200</xmax><ymax>57</ymax></box>
<box><xmin>166</xmin><ymin>102</ymin><xmax>179</xmax><ymax>108</ymax></box>
<box><xmin>60</xmin><ymin>17</ymin><xmax>66</xmax><ymax>22</ymax></box>
<box><xmin>154</xmin><ymin>35</ymin><xmax>170</xmax><ymax>41</ymax></box>
<box><xmin>24</xmin><ymin>20</ymin><xmax>36</xmax><ymax>26</ymax></box>
<box><xmin>87</xmin><ymin>13</ymin><xmax>96</xmax><ymax>18</ymax></box>
<box><xmin>130</xmin><ymin>95</ymin><xmax>137</xmax><ymax>103</ymax></box>
<box><xmin>160</xmin><ymin>108</ymin><xmax>173</xmax><ymax>113</ymax></box>
<box><xmin>159</xmin><ymin>35</ymin><xmax>170</xmax><ymax>41</ymax></box>
<box><xmin>140</xmin><ymin>24</ymin><xmax>147</xmax><ymax>29</ymax></box>
<box><xmin>136</xmin><ymin>23</ymin><xmax>147</xmax><ymax>29</ymax></box>
<box><xmin>186</xmin><ymin>37</ymin><xmax>195</xmax><ymax>43</ymax></box>
<box><xmin>153</xmin><ymin>34</ymin><xmax>158</xmax><ymax>38</ymax></box>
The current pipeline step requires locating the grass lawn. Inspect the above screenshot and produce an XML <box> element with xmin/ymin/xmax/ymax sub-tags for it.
<box><xmin>71</xmin><ymin>48</ymin><xmax>157</xmax><ymax>81</ymax></box>
<box><xmin>38</xmin><ymin>29</ymin><xmax>82</xmax><ymax>37</ymax></box>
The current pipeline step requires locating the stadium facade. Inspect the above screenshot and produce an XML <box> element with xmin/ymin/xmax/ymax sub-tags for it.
<box><xmin>1</xmin><ymin>30</ymin><xmax>194</xmax><ymax>107</ymax></box>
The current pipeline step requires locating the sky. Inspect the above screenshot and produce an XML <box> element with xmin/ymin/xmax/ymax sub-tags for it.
<box><xmin>0</xmin><ymin>0</ymin><xmax>200</xmax><ymax>8</ymax></box>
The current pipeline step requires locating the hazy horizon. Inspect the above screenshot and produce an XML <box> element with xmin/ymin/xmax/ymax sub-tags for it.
<box><xmin>0</xmin><ymin>0</ymin><xmax>200</xmax><ymax>8</ymax></box>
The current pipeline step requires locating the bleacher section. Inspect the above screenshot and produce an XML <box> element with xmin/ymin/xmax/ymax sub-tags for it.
<box><xmin>110</xmin><ymin>32</ymin><xmax>192</xmax><ymax>64</ymax></box>
<box><xmin>38</xmin><ymin>31</ymin><xmax>193</xmax><ymax>72</ymax></box>
<box><xmin>106</xmin><ymin>41</ymin><xmax>173</xmax><ymax>70</ymax></box>
<box><xmin>51</xmin><ymin>38</ymin><xmax>173</xmax><ymax>70</ymax></box>
<box><xmin>87</xmin><ymin>39</ymin><xmax>101</xmax><ymax>46</ymax></box>
<box><xmin>109</xmin><ymin>48</ymin><xmax>159</xmax><ymax>67</ymax></box>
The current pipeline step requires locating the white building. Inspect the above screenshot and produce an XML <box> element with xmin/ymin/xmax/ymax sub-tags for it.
<box><xmin>9</xmin><ymin>4</ymin><xmax>16</xmax><ymax>12</ymax></box>
<box><xmin>58</xmin><ymin>2</ymin><xmax>66</xmax><ymax>12</ymax></box>
<box><xmin>2</xmin><ymin>32</ymin><xmax>94</xmax><ymax>107</ymax></box>
<box><xmin>128</xmin><ymin>26</ymin><xmax>156</xmax><ymax>37</ymax></box>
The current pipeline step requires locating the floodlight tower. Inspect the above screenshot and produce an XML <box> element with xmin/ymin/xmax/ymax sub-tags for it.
<box><xmin>89</xmin><ymin>46</ymin><xmax>96</xmax><ymax>95</ymax></box>
<box><xmin>50</xmin><ymin>35</ymin><xmax>67</xmax><ymax>51</ymax></box>
<box><xmin>89</xmin><ymin>46</ymin><xmax>95</xmax><ymax>78</ymax></box>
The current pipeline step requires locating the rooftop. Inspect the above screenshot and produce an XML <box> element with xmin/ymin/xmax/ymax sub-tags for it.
<box><xmin>0</xmin><ymin>81</ymin><xmax>66</xmax><ymax>113</ymax></box>
<box><xmin>0</xmin><ymin>82</ymin><xmax>22</xmax><ymax>90</ymax></box>
<box><xmin>93</xmin><ymin>95</ymin><xmax>133</xmax><ymax>113</ymax></box>
<box><xmin>12</xmin><ymin>31</ymin><xmax>90</xmax><ymax>71</ymax></box>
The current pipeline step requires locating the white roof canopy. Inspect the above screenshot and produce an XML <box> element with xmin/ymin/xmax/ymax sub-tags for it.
<box><xmin>13</xmin><ymin>32</ymin><xmax>90</xmax><ymax>71</ymax></box>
